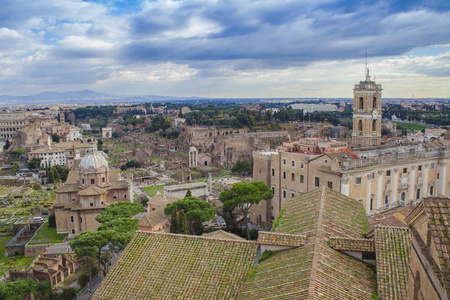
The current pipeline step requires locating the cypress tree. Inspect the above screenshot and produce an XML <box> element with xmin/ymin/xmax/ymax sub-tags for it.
<box><xmin>169</xmin><ymin>209</ymin><xmax>179</xmax><ymax>233</ymax></box>
<box><xmin>177</xmin><ymin>210</ymin><xmax>189</xmax><ymax>235</ymax></box>
<box><xmin>185</xmin><ymin>189</ymin><xmax>192</xmax><ymax>198</ymax></box>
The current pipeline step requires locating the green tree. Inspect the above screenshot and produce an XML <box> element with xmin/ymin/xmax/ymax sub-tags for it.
<box><xmin>185</xmin><ymin>188</ymin><xmax>192</xmax><ymax>198</ymax></box>
<box><xmin>51</xmin><ymin>133</ymin><xmax>60</xmax><ymax>143</ymax></box>
<box><xmin>12</xmin><ymin>162</ymin><xmax>19</xmax><ymax>172</ymax></box>
<box><xmin>3</xmin><ymin>139</ymin><xmax>10</xmax><ymax>151</ymax></box>
<box><xmin>219</xmin><ymin>181</ymin><xmax>273</xmax><ymax>240</ymax></box>
<box><xmin>11</xmin><ymin>148</ymin><xmax>26</xmax><ymax>156</ymax></box>
<box><xmin>177</xmin><ymin>209</ymin><xmax>189</xmax><ymax>234</ymax></box>
<box><xmin>95</xmin><ymin>202</ymin><xmax>145</xmax><ymax>223</ymax></box>
<box><xmin>231</xmin><ymin>160</ymin><xmax>252</xmax><ymax>175</ymax></box>
<box><xmin>169</xmin><ymin>208</ymin><xmax>179</xmax><ymax>233</ymax></box>
<box><xmin>164</xmin><ymin>197</ymin><xmax>215</xmax><ymax>235</ymax></box>
<box><xmin>71</xmin><ymin>203</ymin><xmax>144</xmax><ymax>277</ymax></box>
<box><xmin>0</xmin><ymin>279</ymin><xmax>53</xmax><ymax>300</ymax></box>
<box><xmin>26</xmin><ymin>157</ymin><xmax>42</xmax><ymax>170</ymax></box>
<box><xmin>70</xmin><ymin>230</ymin><xmax>113</xmax><ymax>277</ymax></box>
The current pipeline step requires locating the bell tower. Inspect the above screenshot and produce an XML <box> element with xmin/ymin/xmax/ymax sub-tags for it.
<box><xmin>352</xmin><ymin>62</ymin><xmax>382</xmax><ymax>148</ymax></box>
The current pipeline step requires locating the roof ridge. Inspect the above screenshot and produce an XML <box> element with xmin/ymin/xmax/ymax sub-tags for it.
<box><xmin>329</xmin><ymin>235</ymin><xmax>373</xmax><ymax>241</ymax></box>
<box><xmin>135</xmin><ymin>230</ymin><xmax>257</xmax><ymax>245</ymax></box>
<box><xmin>376</xmin><ymin>225</ymin><xmax>410</xmax><ymax>230</ymax></box>
<box><xmin>307</xmin><ymin>186</ymin><xmax>327</xmax><ymax>298</ymax></box>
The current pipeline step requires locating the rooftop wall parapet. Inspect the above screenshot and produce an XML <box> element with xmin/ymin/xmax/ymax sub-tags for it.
<box><xmin>342</xmin><ymin>149</ymin><xmax>450</xmax><ymax>171</ymax></box>
<box><xmin>257</xmin><ymin>232</ymin><xmax>307</xmax><ymax>247</ymax></box>
<box><xmin>329</xmin><ymin>236</ymin><xmax>375</xmax><ymax>252</ymax></box>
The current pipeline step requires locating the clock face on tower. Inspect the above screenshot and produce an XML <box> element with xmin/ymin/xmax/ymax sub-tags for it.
<box><xmin>372</xmin><ymin>109</ymin><xmax>379</xmax><ymax>119</ymax></box>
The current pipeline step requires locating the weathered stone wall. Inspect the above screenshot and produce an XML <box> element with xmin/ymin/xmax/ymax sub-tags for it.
<box><xmin>24</xmin><ymin>244</ymin><xmax>49</xmax><ymax>258</ymax></box>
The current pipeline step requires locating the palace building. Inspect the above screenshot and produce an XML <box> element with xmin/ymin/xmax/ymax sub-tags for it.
<box><xmin>251</xmin><ymin>71</ymin><xmax>450</xmax><ymax>226</ymax></box>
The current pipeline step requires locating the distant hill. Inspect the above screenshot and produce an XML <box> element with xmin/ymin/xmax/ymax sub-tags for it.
<box><xmin>0</xmin><ymin>90</ymin><xmax>204</xmax><ymax>106</ymax></box>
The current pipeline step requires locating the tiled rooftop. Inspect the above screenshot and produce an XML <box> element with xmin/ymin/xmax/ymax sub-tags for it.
<box><xmin>202</xmin><ymin>230</ymin><xmax>245</xmax><ymax>241</ymax></box>
<box><xmin>93</xmin><ymin>231</ymin><xmax>257</xmax><ymax>299</ymax></box>
<box><xmin>423</xmin><ymin>198</ymin><xmax>450</xmax><ymax>295</ymax></box>
<box><xmin>242</xmin><ymin>188</ymin><xmax>377</xmax><ymax>300</ymax></box>
<box><xmin>273</xmin><ymin>188</ymin><xmax>369</xmax><ymax>239</ymax></box>
<box><xmin>374</xmin><ymin>226</ymin><xmax>410</xmax><ymax>300</ymax></box>
<box><xmin>368</xmin><ymin>205</ymin><xmax>414</xmax><ymax>228</ymax></box>
<box><xmin>137</xmin><ymin>208</ymin><xmax>167</xmax><ymax>228</ymax></box>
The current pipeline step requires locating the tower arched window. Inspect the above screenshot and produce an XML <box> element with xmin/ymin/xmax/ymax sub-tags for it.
<box><xmin>359</xmin><ymin>97</ymin><xmax>364</xmax><ymax>109</ymax></box>
<box><xmin>373</xmin><ymin>97</ymin><xmax>377</xmax><ymax>108</ymax></box>
<box><xmin>358</xmin><ymin>120</ymin><xmax>363</xmax><ymax>132</ymax></box>
<box><xmin>373</xmin><ymin>120</ymin><xmax>377</xmax><ymax>132</ymax></box>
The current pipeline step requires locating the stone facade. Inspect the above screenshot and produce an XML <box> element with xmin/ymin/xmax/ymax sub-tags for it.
<box><xmin>102</xmin><ymin>127</ymin><xmax>112</xmax><ymax>138</ymax></box>
<box><xmin>164</xmin><ymin>182</ymin><xmax>210</xmax><ymax>200</ymax></box>
<box><xmin>252</xmin><ymin>144</ymin><xmax>450</xmax><ymax>224</ymax></box>
<box><xmin>183</xmin><ymin>126</ymin><xmax>289</xmax><ymax>169</ymax></box>
<box><xmin>0</xmin><ymin>112</ymin><xmax>28</xmax><ymax>139</ymax></box>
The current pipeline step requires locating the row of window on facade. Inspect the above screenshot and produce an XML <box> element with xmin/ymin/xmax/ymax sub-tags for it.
<box><xmin>280</xmin><ymin>159</ymin><xmax>306</xmax><ymax>168</ymax></box>
<box><xmin>0</xmin><ymin>121</ymin><xmax>25</xmax><ymax>126</ymax></box>
<box><xmin>355</xmin><ymin>164</ymin><xmax>434</xmax><ymax>185</ymax></box>
<box><xmin>367</xmin><ymin>187</ymin><xmax>430</xmax><ymax>211</ymax></box>
<box><xmin>271</xmin><ymin>178</ymin><xmax>333</xmax><ymax>199</ymax></box>
<box><xmin>0</xmin><ymin>126</ymin><xmax>22</xmax><ymax>131</ymax></box>
<box><xmin>81</xmin><ymin>178</ymin><xmax>106</xmax><ymax>185</ymax></box>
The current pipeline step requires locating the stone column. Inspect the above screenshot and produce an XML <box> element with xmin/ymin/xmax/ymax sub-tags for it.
<box><xmin>376</xmin><ymin>170</ymin><xmax>383</xmax><ymax>209</ymax></box>
<box><xmin>392</xmin><ymin>168</ymin><xmax>399</xmax><ymax>204</ymax></box>
<box><xmin>423</xmin><ymin>164</ymin><xmax>429</xmax><ymax>196</ymax></box>
<box><xmin>341</xmin><ymin>178</ymin><xmax>349</xmax><ymax>197</ymax></box>
<box><xmin>366</xmin><ymin>174</ymin><xmax>372</xmax><ymax>212</ymax></box>
<box><xmin>438</xmin><ymin>162</ymin><xmax>447</xmax><ymax>195</ymax></box>
<box><xmin>409</xmin><ymin>166</ymin><xmax>416</xmax><ymax>202</ymax></box>
<box><xmin>208</xmin><ymin>173</ymin><xmax>212</xmax><ymax>194</ymax></box>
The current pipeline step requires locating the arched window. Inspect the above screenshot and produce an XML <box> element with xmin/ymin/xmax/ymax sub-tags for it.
<box><xmin>373</xmin><ymin>120</ymin><xmax>377</xmax><ymax>132</ymax></box>
<box><xmin>358</xmin><ymin>120</ymin><xmax>363</xmax><ymax>132</ymax></box>
<box><xmin>373</xmin><ymin>97</ymin><xmax>377</xmax><ymax>108</ymax></box>
<box><xmin>359</xmin><ymin>97</ymin><xmax>364</xmax><ymax>109</ymax></box>
<box><xmin>401</xmin><ymin>192</ymin><xmax>406</xmax><ymax>201</ymax></box>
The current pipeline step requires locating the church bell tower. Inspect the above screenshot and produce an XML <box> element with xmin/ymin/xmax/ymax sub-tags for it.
<box><xmin>352</xmin><ymin>64</ymin><xmax>382</xmax><ymax>148</ymax></box>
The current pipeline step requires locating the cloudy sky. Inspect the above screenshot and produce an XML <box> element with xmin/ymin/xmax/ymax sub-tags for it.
<box><xmin>1</xmin><ymin>0</ymin><xmax>450</xmax><ymax>98</ymax></box>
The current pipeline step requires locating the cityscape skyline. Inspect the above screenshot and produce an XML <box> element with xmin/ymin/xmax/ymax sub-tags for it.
<box><xmin>1</xmin><ymin>0</ymin><xmax>450</xmax><ymax>99</ymax></box>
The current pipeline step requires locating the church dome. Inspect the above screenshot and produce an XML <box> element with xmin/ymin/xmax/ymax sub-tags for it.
<box><xmin>79</xmin><ymin>151</ymin><xmax>109</xmax><ymax>171</ymax></box>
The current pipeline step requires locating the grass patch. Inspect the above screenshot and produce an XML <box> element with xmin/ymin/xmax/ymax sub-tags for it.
<box><xmin>149</xmin><ymin>157</ymin><xmax>169</xmax><ymax>163</ymax></box>
<box><xmin>394</xmin><ymin>122</ymin><xmax>429</xmax><ymax>131</ymax></box>
<box><xmin>30</xmin><ymin>222</ymin><xmax>66</xmax><ymax>244</ymax></box>
<box><xmin>142</xmin><ymin>185</ymin><xmax>165</xmax><ymax>197</ymax></box>
<box><xmin>113</xmin><ymin>146</ymin><xmax>126</xmax><ymax>152</ymax></box>
<box><xmin>0</xmin><ymin>236</ymin><xmax>35</xmax><ymax>276</ymax></box>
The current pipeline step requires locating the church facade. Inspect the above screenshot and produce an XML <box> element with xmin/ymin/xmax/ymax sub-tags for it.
<box><xmin>53</xmin><ymin>143</ymin><xmax>132</xmax><ymax>234</ymax></box>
